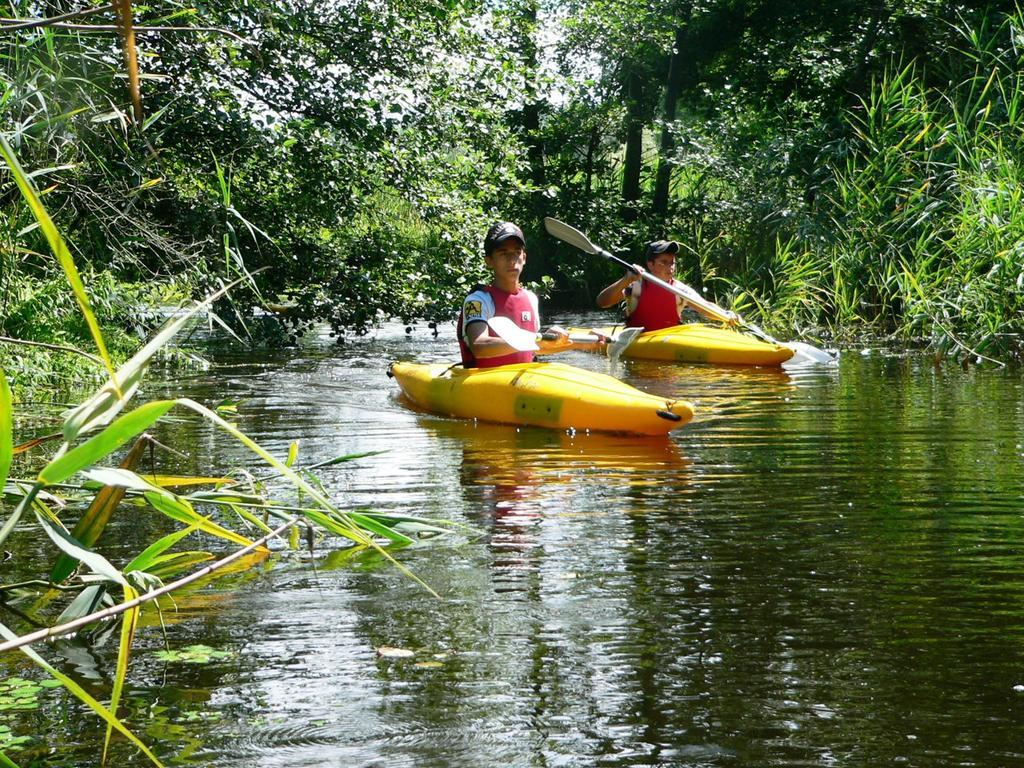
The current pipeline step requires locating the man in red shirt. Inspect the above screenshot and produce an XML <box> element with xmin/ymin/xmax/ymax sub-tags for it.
<box><xmin>459</xmin><ymin>222</ymin><xmax>568</xmax><ymax>368</ymax></box>
<box><xmin>596</xmin><ymin>240</ymin><xmax>724</xmax><ymax>331</ymax></box>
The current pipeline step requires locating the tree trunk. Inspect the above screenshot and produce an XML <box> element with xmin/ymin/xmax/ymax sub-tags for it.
<box><xmin>621</xmin><ymin>67</ymin><xmax>644</xmax><ymax>222</ymax></box>
<box><xmin>652</xmin><ymin>26</ymin><xmax>688</xmax><ymax>217</ymax></box>
<box><xmin>585</xmin><ymin>124</ymin><xmax>598</xmax><ymax>201</ymax></box>
<box><xmin>523</xmin><ymin>100</ymin><xmax>545</xmax><ymax>204</ymax></box>
<box><xmin>519</xmin><ymin>0</ymin><xmax>545</xmax><ymax>212</ymax></box>
<box><xmin>510</xmin><ymin>0</ymin><xmax>549</xmax><ymax>278</ymax></box>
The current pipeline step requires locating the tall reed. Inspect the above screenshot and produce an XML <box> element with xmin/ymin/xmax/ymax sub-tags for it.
<box><xmin>816</xmin><ymin>9</ymin><xmax>1024</xmax><ymax>360</ymax></box>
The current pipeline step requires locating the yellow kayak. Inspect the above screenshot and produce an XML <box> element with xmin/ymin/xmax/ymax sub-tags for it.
<box><xmin>388</xmin><ymin>361</ymin><xmax>694</xmax><ymax>435</ymax></box>
<box><xmin>567</xmin><ymin>323</ymin><xmax>794</xmax><ymax>366</ymax></box>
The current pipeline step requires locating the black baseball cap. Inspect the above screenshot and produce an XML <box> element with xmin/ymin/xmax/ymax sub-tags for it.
<box><xmin>484</xmin><ymin>221</ymin><xmax>526</xmax><ymax>254</ymax></box>
<box><xmin>645</xmin><ymin>240</ymin><xmax>679</xmax><ymax>260</ymax></box>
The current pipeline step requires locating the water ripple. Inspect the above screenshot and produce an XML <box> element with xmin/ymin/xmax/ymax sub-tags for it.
<box><xmin>41</xmin><ymin>320</ymin><xmax>1020</xmax><ymax>768</ymax></box>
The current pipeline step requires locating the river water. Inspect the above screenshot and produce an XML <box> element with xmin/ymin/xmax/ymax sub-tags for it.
<box><xmin>4</xmin><ymin>316</ymin><xmax>1024</xmax><ymax>767</ymax></box>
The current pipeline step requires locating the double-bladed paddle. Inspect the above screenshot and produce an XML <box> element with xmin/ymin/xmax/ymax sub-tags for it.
<box><xmin>543</xmin><ymin>217</ymin><xmax>837</xmax><ymax>366</ymax></box>
<box><xmin>485</xmin><ymin>317</ymin><xmax>643</xmax><ymax>361</ymax></box>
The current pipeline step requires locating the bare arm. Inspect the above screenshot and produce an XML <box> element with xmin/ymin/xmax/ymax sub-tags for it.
<box><xmin>465</xmin><ymin>320</ymin><xmax>521</xmax><ymax>359</ymax></box>
<box><xmin>596</xmin><ymin>266</ymin><xmax>643</xmax><ymax>308</ymax></box>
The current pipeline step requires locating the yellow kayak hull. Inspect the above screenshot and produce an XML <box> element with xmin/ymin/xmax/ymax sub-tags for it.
<box><xmin>388</xmin><ymin>361</ymin><xmax>694</xmax><ymax>435</ymax></box>
<box><xmin>568</xmin><ymin>323</ymin><xmax>794</xmax><ymax>366</ymax></box>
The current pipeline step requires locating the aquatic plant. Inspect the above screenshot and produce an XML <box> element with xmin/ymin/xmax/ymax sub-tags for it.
<box><xmin>151</xmin><ymin>644</ymin><xmax>233</xmax><ymax>664</ymax></box>
<box><xmin>0</xmin><ymin>135</ymin><xmax>458</xmax><ymax>767</ymax></box>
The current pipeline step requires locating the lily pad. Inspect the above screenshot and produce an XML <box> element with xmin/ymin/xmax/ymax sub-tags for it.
<box><xmin>0</xmin><ymin>677</ymin><xmax>48</xmax><ymax>712</ymax></box>
<box><xmin>0</xmin><ymin>723</ymin><xmax>32</xmax><ymax>750</ymax></box>
<box><xmin>176</xmin><ymin>709</ymin><xmax>223</xmax><ymax>723</ymax></box>
<box><xmin>153</xmin><ymin>644</ymin><xmax>234</xmax><ymax>664</ymax></box>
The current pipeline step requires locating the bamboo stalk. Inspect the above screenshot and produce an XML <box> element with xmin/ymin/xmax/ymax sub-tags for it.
<box><xmin>0</xmin><ymin>18</ymin><xmax>251</xmax><ymax>43</ymax></box>
<box><xmin>0</xmin><ymin>517</ymin><xmax>297</xmax><ymax>654</ymax></box>
<box><xmin>0</xmin><ymin>4</ymin><xmax>113</xmax><ymax>32</ymax></box>
<box><xmin>111</xmin><ymin>0</ymin><xmax>143</xmax><ymax>127</ymax></box>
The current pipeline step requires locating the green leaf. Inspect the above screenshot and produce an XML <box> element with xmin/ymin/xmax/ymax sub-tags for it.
<box><xmin>124</xmin><ymin>524</ymin><xmax>200</xmax><ymax>573</ymax></box>
<box><xmin>39</xmin><ymin>401</ymin><xmax>175</xmax><ymax>486</ymax></box>
<box><xmin>172</xmin><ymin>398</ymin><xmax>437</xmax><ymax>597</ymax></box>
<box><xmin>143</xmin><ymin>490</ymin><xmax>253</xmax><ymax>548</ymax></box>
<box><xmin>35</xmin><ymin>509</ymin><xmax>127</xmax><ymax>586</ymax></box>
<box><xmin>51</xmin><ymin>481</ymin><xmax>128</xmax><ymax>583</ymax></box>
<box><xmin>1</xmin><ymin>498</ymin><xmax>47</xmax><ymax>556</ymax></box>
<box><xmin>286</xmin><ymin>440</ymin><xmax>299</xmax><ymax>468</ymax></box>
<box><xmin>355</xmin><ymin>511</ymin><xmax>455</xmax><ymax>536</ymax></box>
<box><xmin>52</xmin><ymin>437</ymin><xmax>150</xmax><ymax>583</ymax></box>
<box><xmin>300</xmin><ymin>507</ymin><xmax>367</xmax><ymax>543</ymax></box>
<box><xmin>55</xmin><ymin>585</ymin><xmax>110</xmax><ymax>624</ymax></box>
<box><xmin>82</xmin><ymin>466</ymin><xmax>162</xmax><ymax>492</ymax></box>
<box><xmin>62</xmin><ymin>280</ymin><xmax>244</xmax><ymax>443</ymax></box>
<box><xmin>61</xmin><ymin>370</ymin><xmax>144</xmax><ymax>444</ymax></box>
<box><xmin>348</xmin><ymin>511</ymin><xmax>414</xmax><ymax>545</ymax></box>
<box><xmin>142</xmin><ymin>551</ymin><xmax>214</xmax><ymax>580</ymax></box>
<box><xmin>188</xmin><ymin>490</ymin><xmax>265</xmax><ymax>505</ymax></box>
<box><xmin>227</xmin><ymin>502</ymin><xmax>274</xmax><ymax>534</ymax></box>
<box><xmin>103</xmin><ymin>585</ymin><xmax>139</xmax><ymax>764</ymax></box>
<box><xmin>79</xmin><ymin>466</ymin><xmax>255</xmax><ymax>549</ymax></box>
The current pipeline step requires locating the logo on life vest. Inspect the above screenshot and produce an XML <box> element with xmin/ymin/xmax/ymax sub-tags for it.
<box><xmin>464</xmin><ymin>300</ymin><xmax>482</xmax><ymax>318</ymax></box>
<box><xmin>521</xmin><ymin>311</ymin><xmax>532</xmax><ymax>323</ymax></box>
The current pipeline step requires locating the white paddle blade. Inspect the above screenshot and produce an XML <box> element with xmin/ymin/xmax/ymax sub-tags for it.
<box><xmin>608</xmin><ymin>327</ymin><xmax>644</xmax><ymax>361</ymax></box>
<box><xmin>744</xmin><ymin>320</ymin><xmax>837</xmax><ymax>367</ymax></box>
<box><xmin>544</xmin><ymin>217</ymin><xmax>598</xmax><ymax>254</ymax></box>
<box><xmin>486</xmin><ymin>316</ymin><xmax>539</xmax><ymax>352</ymax></box>
<box><xmin>782</xmin><ymin>342</ymin><xmax>839</xmax><ymax>368</ymax></box>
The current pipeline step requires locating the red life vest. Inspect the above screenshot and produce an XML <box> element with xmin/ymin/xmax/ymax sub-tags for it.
<box><xmin>458</xmin><ymin>284</ymin><xmax>539</xmax><ymax>368</ymax></box>
<box><xmin>626</xmin><ymin>280</ymin><xmax>680</xmax><ymax>331</ymax></box>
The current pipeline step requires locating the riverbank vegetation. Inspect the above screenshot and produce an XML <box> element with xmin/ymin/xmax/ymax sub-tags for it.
<box><xmin>1</xmin><ymin>141</ymin><xmax>461</xmax><ymax>764</ymax></box>
<box><xmin>2</xmin><ymin>1</ymin><xmax>1023</xmax><ymax>762</ymax></box>
<box><xmin>3</xmin><ymin>0</ymin><xmax>1023</xmax><ymax>367</ymax></box>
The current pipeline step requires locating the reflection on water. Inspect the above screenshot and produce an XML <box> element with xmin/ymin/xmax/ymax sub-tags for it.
<box><xmin>433</xmin><ymin>418</ymin><xmax>689</xmax><ymax>486</ymax></box>
<box><xmin>4</xmin><ymin>318</ymin><xmax>1024</xmax><ymax>768</ymax></box>
<box><xmin>425</xmin><ymin>419</ymin><xmax>692</xmax><ymax>594</ymax></box>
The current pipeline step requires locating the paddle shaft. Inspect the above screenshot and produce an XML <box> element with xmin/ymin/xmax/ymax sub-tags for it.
<box><xmin>541</xmin><ymin>331</ymin><xmax>606</xmax><ymax>343</ymax></box>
